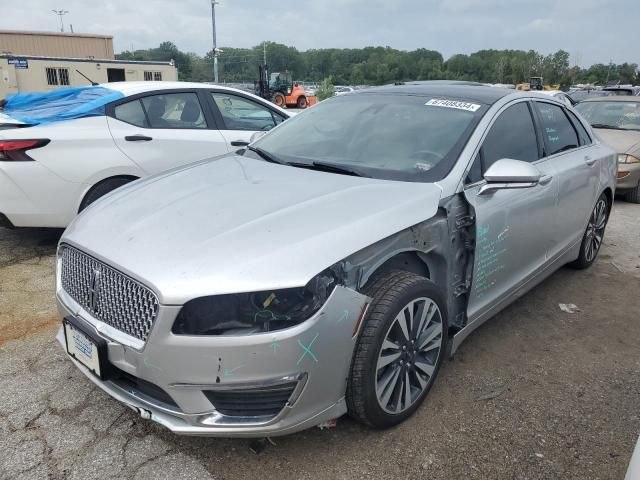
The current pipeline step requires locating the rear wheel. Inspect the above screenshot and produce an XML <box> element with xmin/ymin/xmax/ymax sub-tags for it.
<box><xmin>272</xmin><ymin>92</ymin><xmax>286</xmax><ymax>108</ymax></box>
<box><xmin>79</xmin><ymin>177</ymin><xmax>134</xmax><ymax>212</ymax></box>
<box><xmin>297</xmin><ymin>96</ymin><xmax>308</xmax><ymax>109</ymax></box>
<box><xmin>347</xmin><ymin>270</ymin><xmax>447</xmax><ymax>428</ymax></box>
<box><xmin>624</xmin><ymin>184</ymin><xmax>640</xmax><ymax>204</ymax></box>
<box><xmin>569</xmin><ymin>192</ymin><xmax>609</xmax><ymax>269</ymax></box>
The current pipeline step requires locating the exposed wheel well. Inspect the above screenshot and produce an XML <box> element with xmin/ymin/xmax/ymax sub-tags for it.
<box><xmin>79</xmin><ymin>175</ymin><xmax>139</xmax><ymax>212</ymax></box>
<box><xmin>368</xmin><ymin>252</ymin><xmax>431</xmax><ymax>282</ymax></box>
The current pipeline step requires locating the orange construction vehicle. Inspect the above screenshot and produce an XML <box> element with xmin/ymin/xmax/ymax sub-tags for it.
<box><xmin>254</xmin><ymin>66</ymin><xmax>318</xmax><ymax>109</ymax></box>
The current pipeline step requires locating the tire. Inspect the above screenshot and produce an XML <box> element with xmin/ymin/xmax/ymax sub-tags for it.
<box><xmin>272</xmin><ymin>92</ymin><xmax>286</xmax><ymax>107</ymax></box>
<box><xmin>568</xmin><ymin>192</ymin><xmax>610</xmax><ymax>269</ymax></box>
<box><xmin>347</xmin><ymin>270</ymin><xmax>448</xmax><ymax>429</ymax></box>
<box><xmin>624</xmin><ymin>184</ymin><xmax>640</xmax><ymax>204</ymax></box>
<box><xmin>297</xmin><ymin>96</ymin><xmax>308</xmax><ymax>109</ymax></box>
<box><xmin>79</xmin><ymin>177</ymin><xmax>134</xmax><ymax>212</ymax></box>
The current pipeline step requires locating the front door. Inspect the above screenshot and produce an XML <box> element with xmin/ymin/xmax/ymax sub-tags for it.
<box><xmin>107</xmin><ymin>91</ymin><xmax>229</xmax><ymax>175</ymax></box>
<box><xmin>207</xmin><ymin>91</ymin><xmax>287</xmax><ymax>147</ymax></box>
<box><xmin>463</xmin><ymin>101</ymin><xmax>558</xmax><ymax>320</ymax></box>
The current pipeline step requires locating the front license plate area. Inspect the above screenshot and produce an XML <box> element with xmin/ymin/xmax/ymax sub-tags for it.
<box><xmin>63</xmin><ymin>317</ymin><xmax>110</xmax><ymax>380</ymax></box>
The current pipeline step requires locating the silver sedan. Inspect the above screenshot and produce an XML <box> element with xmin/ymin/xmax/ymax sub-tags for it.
<box><xmin>55</xmin><ymin>84</ymin><xmax>616</xmax><ymax>437</ymax></box>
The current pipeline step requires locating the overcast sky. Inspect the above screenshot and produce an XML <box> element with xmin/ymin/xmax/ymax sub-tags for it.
<box><xmin>2</xmin><ymin>0</ymin><xmax>638</xmax><ymax>67</ymax></box>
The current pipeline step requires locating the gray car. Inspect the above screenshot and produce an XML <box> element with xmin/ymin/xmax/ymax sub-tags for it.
<box><xmin>575</xmin><ymin>96</ymin><xmax>640</xmax><ymax>202</ymax></box>
<box><xmin>55</xmin><ymin>85</ymin><xmax>616</xmax><ymax>437</ymax></box>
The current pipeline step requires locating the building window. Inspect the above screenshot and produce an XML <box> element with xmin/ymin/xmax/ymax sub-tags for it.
<box><xmin>58</xmin><ymin>68</ymin><xmax>70</xmax><ymax>85</ymax></box>
<box><xmin>144</xmin><ymin>71</ymin><xmax>162</xmax><ymax>81</ymax></box>
<box><xmin>46</xmin><ymin>67</ymin><xmax>58</xmax><ymax>86</ymax></box>
<box><xmin>45</xmin><ymin>67</ymin><xmax>70</xmax><ymax>86</ymax></box>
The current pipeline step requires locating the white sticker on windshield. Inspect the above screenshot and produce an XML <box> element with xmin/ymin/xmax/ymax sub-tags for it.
<box><xmin>425</xmin><ymin>99</ymin><xmax>481</xmax><ymax>112</ymax></box>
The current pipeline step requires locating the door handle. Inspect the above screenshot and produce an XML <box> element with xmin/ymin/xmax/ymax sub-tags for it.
<box><xmin>584</xmin><ymin>155</ymin><xmax>596</xmax><ymax>166</ymax></box>
<box><xmin>538</xmin><ymin>175</ymin><xmax>553</xmax><ymax>185</ymax></box>
<box><xmin>125</xmin><ymin>135</ymin><xmax>153</xmax><ymax>142</ymax></box>
<box><xmin>230</xmin><ymin>140</ymin><xmax>249</xmax><ymax>147</ymax></box>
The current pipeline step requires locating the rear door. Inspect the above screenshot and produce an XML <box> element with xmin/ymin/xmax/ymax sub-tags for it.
<box><xmin>532</xmin><ymin>101</ymin><xmax>599</xmax><ymax>258</ymax></box>
<box><xmin>463</xmin><ymin>100</ymin><xmax>558</xmax><ymax>320</ymax></box>
<box><xmin>206</xmin><ymin>91</ymin><xmax>287</xmax><ymax>147</ymax></box>
<box><xmin>106</xmin><ymin>90</ymin><xmax>229</xmax><ymax>175</ymax></box>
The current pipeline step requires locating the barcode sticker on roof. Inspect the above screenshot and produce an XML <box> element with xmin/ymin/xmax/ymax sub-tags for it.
<box><xmin>425</xmin><ymin>99</ymin><xmax>481</xmax><ymax>112</ymax></box>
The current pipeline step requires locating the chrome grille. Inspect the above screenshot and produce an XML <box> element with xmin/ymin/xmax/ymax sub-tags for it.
<box><xmin>60</xmin><ymin>245</ymin><xmax>159</xmax><ymax>342</ymax></box>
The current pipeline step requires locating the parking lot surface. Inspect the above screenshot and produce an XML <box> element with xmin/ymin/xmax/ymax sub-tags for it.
<box><xmin>1</xmin><ymin>203</ymin><xmax>639</xmax><ymax>480</ymax></box>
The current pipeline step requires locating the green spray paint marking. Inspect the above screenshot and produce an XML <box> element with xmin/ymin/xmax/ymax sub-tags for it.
<box><xmin>143</xmin><ymin>356</ymin><xmax>162</xmax><ymax>372</ymax></box>
<box><xmin>223</xmin><ymin>365</ymin><xmax>244</xmax><ymax>377</ymax></box>
<box><xmin>297</xmin><ymin>333</ymin><xmax>319</xmax><ymax>365</ymax></box>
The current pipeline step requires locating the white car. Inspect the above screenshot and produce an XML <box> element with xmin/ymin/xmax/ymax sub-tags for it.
<box><xmin>540</xmin><ymin>90</ymin><xmax>575</xmax><ymax>107</ymax></box>
<box><xmin>0</xmin><ymin>82</ymin><xmax>290</xmax><ymax>228</ymax></box>
<box><xmin>334</xmin><ymin>86</ymin><xmax>354</xmax><ymax>96</ymax></box>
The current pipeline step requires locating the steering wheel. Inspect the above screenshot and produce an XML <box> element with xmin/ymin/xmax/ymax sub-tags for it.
<box><xmin>409</xmin><ymin>149</ymin><xmax>444</xmax><ymax>163</ymax></box>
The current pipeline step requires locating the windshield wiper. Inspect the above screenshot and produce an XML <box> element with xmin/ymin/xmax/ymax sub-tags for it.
<box><xmin>591</xmin><ymin>123</ymin><xmax>627</xmax><ymax>131</ymax></box>
<box><xmin>246</xmin><ymin>145</ymin><xmax>288</xmax><ymax>165</ymax></box>
<box><xmin>303</xmin><ymin>161</ymin><xmax>366</xmax><ymax>177</ymax></box>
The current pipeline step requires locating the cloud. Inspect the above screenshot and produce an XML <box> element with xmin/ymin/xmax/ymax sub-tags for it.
<box><xmin>0</xmin><ymin>0</ymin><xmax>637</xmax><ymax>67</ymax></box>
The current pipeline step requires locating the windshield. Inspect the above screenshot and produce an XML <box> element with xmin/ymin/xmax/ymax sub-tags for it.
<box><xmin>251</xmin><ymin>93</ymin><xmax>485</xmax><ymax>182</ymax></box>
<box><xmin>576</xmin><ymin>100</ymin><xmax>640</xmax><ymax>131</ymax></box>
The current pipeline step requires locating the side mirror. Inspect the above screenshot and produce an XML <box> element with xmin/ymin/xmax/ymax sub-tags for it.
<box><xmin>479</xmin><ymin>158</ymin><xmax>542</xmax><ymax>195</ymax></box>
<box><xmin>249</xmin><ymin>131</ymin><xmax>267</xmax><ymax>143</ymax></box>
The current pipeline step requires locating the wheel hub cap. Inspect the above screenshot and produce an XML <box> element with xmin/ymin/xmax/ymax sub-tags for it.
<box><xmin>375</xmin><ymin>297</ymin><xmax>443</xmax><ymax>414</ymax></box>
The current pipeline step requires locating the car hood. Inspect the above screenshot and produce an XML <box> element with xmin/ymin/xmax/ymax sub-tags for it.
<box><xmin>593</xmin><ymin>128</ymin><xmax>640</xmax><ymax>156</ymax></box>
<box><xmin>63</xmin><ymin>155</ymin><xmax>443</xmax><ymax>304</ymax></box>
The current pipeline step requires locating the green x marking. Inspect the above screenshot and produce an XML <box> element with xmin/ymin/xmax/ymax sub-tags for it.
<box><xmin>296</xmin><ymin>332</ymin><xmax>319</xmax><ymax>365</ymax></box>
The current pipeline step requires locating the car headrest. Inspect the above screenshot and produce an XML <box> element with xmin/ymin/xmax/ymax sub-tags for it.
<box><xmin>181</xmin><ymin>99</ymin><xmax>201</xmax><ymax>123</ymax></box>
<box><xmin>147</xmin><ymin>97</ymin><xmax>166</xmax><ymax>119</ymax></box>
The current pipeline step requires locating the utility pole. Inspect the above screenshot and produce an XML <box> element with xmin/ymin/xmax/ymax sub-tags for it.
<box><xmin>211</xmin><ymin>0</ymin><xmax>220</xmax><ymax>83</ymax></box>
<box><xmin>263</xmin><ymin>42</ymin><xmax>267</xmax><ymax>65</ymax></box>
<box><xmin>52</xmin><ymin>9</ymin><xmax>69</xmax><ymax>32</ymax></box>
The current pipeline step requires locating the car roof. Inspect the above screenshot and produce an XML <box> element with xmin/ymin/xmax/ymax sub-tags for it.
<box><xmin>352</xmin><ymin>84</ymin><xmax>515</xmax><ymax>105</ymax></box>
<box><xmin>579</xmin><ymin>95</ymin><xmax>640</xmax><ymax>103</ymax></box>
<box><xmin>102</xmin><ymin>81</ymin><xmax>253</xmax><ymax>98</ymax></box>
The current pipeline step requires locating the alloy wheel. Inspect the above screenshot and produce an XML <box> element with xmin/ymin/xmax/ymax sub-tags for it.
<box><xmin>375</xmin><ymin>297</ymin><xmax>444</xmax><ymax>414</ymax></box>
<box><xmin>584</xmin><ymin>198</ymin><xmax>607</xmax><ymax>263</ymax></box>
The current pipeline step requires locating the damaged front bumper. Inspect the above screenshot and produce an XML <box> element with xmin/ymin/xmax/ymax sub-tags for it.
<box><xmin>56</xmin><ymin>285</ymin><xmax>369</xmax><ymax>437</ymax></box>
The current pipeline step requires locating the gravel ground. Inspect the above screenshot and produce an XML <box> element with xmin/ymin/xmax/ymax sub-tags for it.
<box><xmin>0</xmin><ymin>202</ymin><xmax>639</xmax><ymax>480</ymax></box>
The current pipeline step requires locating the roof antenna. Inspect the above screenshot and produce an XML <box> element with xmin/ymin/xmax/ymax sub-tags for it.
<box><xmin>76</xmin><ymin>69</ymin><xmax>98</xmax><ymax>86</ymax></box>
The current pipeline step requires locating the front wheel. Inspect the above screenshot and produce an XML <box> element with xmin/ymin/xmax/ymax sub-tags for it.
<box><xmin>347</xmin><ymin>270</ymin><xmax>448</xmax><ymax>428</ymax></box>
<box><xmin>297</xmin><ymin>96</ymin><xmax>308</xmax><ymax>109</ymax></box>
<box><xmin>272</xmin><ymin>92</ymin><xmax>286</xmax><ymax>107</ymax></box>
<box><xmin>569</xmin><ymin>192</ymin><xmax>609</xmax><ymax>269</ymax></box>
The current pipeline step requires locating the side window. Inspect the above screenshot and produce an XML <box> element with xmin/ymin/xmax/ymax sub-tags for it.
<box><xmin>211</xmin><ymin>93</ymin><xmax>283</xmax><ymax>131</ymax></box>
<box><xmin>466</xmin><ymin>102</ymin><xmax>539</xmax><ymax>185</ymax></box>
<box><xmin>567</xmin><ymin>110</ymin><xmax>592</xmax><ymax>146</ymax></box>
<box><xmin>534</xmin><ymin>102</ymin><xmax>579</xmax><ymax>156</ymax></box>
<box><xmin>114</xmin><ymin>100</ymin><xmax>149</xmax><ymax>128</ymax></box>
<box><xmin>140</xmin><ymin>93</ymin><xmax>207</xmax><ymax>129</ymax></box>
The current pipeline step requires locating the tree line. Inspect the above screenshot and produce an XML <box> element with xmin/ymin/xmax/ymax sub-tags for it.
<box><xmin>117</xmin><ymin>41</ymin><xmax>639</xmax><ymax>88</ymax></box>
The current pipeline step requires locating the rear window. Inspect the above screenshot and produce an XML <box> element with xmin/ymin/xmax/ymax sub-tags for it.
<box><xmin>114</xmin><ymin>100</ymin><xmax>148</xmax><ymax>128</ymax></box>
<box><xmin>534</xmin><ymin>102</ymin><xmax>579</xmax><ymax>155</ymax></box>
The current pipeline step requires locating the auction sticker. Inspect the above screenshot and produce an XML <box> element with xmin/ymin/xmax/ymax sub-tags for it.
<box><xmin>425</xmin><ymin>99</ymin><xmax>481</xmax><ymax>112</ymax></box>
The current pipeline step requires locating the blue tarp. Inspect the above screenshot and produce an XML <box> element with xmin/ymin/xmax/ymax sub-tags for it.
<box><xmin>1</xmin><ymin>86</ymin><xmax>125</xmax><ymax>125</ymax></box>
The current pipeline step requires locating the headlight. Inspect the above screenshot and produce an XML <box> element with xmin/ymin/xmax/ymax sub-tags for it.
<box><xmin>618</xmin><ymin>154</ymin><xmax>640</xmax><ymax>164</ymax></box>
<box><xmin>172</xmin><ymin>270</ymin><xmax>338</xmax><ymax>335</ymax></box>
